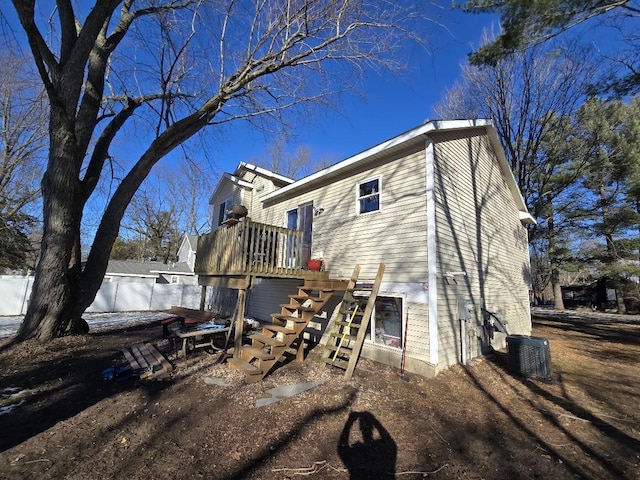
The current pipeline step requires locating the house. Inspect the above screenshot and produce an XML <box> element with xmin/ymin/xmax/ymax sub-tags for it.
<box><xmin>197</xmin><ymin>119</ymin><xmax>534</xmax><ymax>378</ymax></box>
<box><xmin>103</xmin><ymin>235</ymin><xmax>200</xmax><ymax>285</ymax></box>
<box><xmin>177</xmin><ymin>234</ymin><xmax>199</xmax><ymax>271</ymax></box>
<box><xmin>105</xmin><ymin>259</ymin><xmax>196</xmax><ymax>285</ymax></box>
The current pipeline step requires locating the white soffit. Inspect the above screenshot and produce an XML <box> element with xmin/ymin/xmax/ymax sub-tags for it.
<box><xmin>236</xmin><ymin>162</ymin><xmax>295</xmax><ymax>185</ymax></box>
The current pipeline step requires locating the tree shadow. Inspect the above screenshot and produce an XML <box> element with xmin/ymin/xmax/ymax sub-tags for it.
<box><xmin>477</xmin><ymin>351</ymin><xmax>635</xmax><ymax>478</ymax></box>
<box><xmin>337</xmin><ymin>411</ymin><xmax>397</xmax><ymax>479</ymax></box>
<box><xmin>0</xmin><ymin>326</ymin><xmax>174</xmax><ymax>452</ymax></box>
<box><xmin>532</xmin><ymin>316</ymin><xmax>640</xmax><ymax>347</ymax></box>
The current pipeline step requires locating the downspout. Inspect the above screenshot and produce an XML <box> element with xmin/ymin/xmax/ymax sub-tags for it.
<box><xmin>425</xmin><ymin>138</ymin><xmax>439</xmax><ymax>366</ymax></box>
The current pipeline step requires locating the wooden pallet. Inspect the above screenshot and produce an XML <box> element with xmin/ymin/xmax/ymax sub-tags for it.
<box><xmin>121</xmin><ymin>342</ymin><xmax>174</xmax><ymax>380</ymax></box>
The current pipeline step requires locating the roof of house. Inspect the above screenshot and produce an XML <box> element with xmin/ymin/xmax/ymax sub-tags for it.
<box><xmin>179</xmin><ymin>234</ymin><xmax>199</xmax><ymax>252</ymax></box>
<box><xmin>258</xmin><ymin>119</ymin><xmax>535</xmax><ymax>224</ymax></box>
<box><xmin>208</xmin><ymin>162</ymin><xmax>294</xmax><ymax>205</ymax></box>
<box><xmin>106</xmin><ymin>260</ymin><xmax>193</xmax><ymax>277</ymax></box>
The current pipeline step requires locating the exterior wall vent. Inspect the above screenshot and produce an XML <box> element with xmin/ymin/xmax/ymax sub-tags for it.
<box><xmin>506</xmin><ymin>335</ymin><xmax>552</xmax><ymax>379</ymax></box>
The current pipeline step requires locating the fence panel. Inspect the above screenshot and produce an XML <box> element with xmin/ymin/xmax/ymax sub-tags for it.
<box><xmin>112</xmin><ymin>283</ymin><xmax>154</xmax><ymax>311</ymax></box>
<box><xmin>0</xmin><ymin>277</ymin><xmax>32</xmax><ymax>315</ymax></box>
<box><xmin>150</xmin><ymin>284</ymin><xmax>184</xmax><ymax>310</ymax></box>
<box><xmin>0</xmin><ymin>278</ymin><xmax>209</xmax><ymax>316</ymax></box>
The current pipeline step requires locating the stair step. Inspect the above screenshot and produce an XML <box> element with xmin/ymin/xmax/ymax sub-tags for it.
<box><xmin>299</xmin><ymin>286</ymin><xmax>335</xmax><ymax>292</ymax></box>
<box><xmin>228</xmin><ymin>357</ymin><xmax>263</xmax><ymax>375</ymax></box>
<box><xmin>321</xmin><ymin>357</ymin><xmax>349</xmax><ymax>369</ymax></box>
<box><xmin>289</xmin><ymin>295</ymin><xmax>324</xmax><ymax>303</ymax></box>
<box><xmin>263</xmin><ymin>325</ymin><xmax>298</xmax><ymax>335</ymax></box>
<box><xmin>344</xmin><ymin>293</ymin><xmax>368</xmax><ymax>301</ymax></box>
<box><xmin>250</xmin><ymin>333</ymin><xmax>286</xmax><ymax>347</ymax></box>
<box><xmin>242</xmin><ymin>346</ymin><xmax>275</xmax><ymax>361</ymax></box>
<box><xmin>271</xmin><ymin>314</ymin><xmax>310</xmax><ymax>323</ymax></box>
<box><xmin>280</xmin><ymin>304</ymin><xmax>316</xmax><ymax>312</ymax></box>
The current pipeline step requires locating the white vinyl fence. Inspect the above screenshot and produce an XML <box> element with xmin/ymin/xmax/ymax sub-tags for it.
<box><xmin>0</xmin><ymin>277</ymin><xmax>204</xmax><ymax>316</ymax></box>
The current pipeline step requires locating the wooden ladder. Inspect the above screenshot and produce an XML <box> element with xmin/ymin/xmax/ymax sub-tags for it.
<box><xmin>228</xmin><ymin>284</ymin><xmax>336</xmax><ymax>383</ymax></box>
<box><xmin>320</xmin><ymin>263</ymin><xmax>385</xmax><ymax>380</ymax></box>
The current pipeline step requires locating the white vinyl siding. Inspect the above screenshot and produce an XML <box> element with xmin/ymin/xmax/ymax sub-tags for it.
<box><xmin>430</xmin><ymin>130</ymin><xmax>531</xmax><ymax>370</ymax></box>
<box><xmin>204</xmin><ymin>125</ymin><xmax>531</xmax><ymax>376</ymax></box>
<box><xmin>259</xmin><ymin>146</ymin><xmax>432</xmax><ymax>370</ymax></box>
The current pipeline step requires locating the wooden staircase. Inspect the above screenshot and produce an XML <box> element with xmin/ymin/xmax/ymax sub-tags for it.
<box><xmin>228</xmin><ymin>282</ymin><xmax>337</xmax><ymax>383</ymax></box>
<box><xmin>321</xmin><ymin>264</ymin><xmax>385</xmax><ymax>380</ymax></box>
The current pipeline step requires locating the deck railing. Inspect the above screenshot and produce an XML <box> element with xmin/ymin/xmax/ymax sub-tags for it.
<box><xmin>195</xmin><ymin>219</ymin><xmax>305</xmax><ymax>277</ymax></box>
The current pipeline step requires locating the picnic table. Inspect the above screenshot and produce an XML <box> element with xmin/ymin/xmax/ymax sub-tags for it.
<box><xmin>173</xmin><ymin>322</ymin><xmax>232</xmax><ymax>360</ymax></box>
<box><xmin>161</xmin><ymin>306</ymin><xmax>221</xmax><ymax>337</ymax></box>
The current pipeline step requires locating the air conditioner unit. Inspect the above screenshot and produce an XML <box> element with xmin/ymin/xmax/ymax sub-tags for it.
<box><xmin>506</xmin><ymin>335</ymin><xmax>552</xmax><ymax>379</ymax></box>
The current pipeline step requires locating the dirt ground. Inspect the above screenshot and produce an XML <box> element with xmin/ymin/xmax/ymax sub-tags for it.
<box><xmin>0</xmin><ymin>309</ymin><xmax>639</xmax><ymax>480</ymax></box>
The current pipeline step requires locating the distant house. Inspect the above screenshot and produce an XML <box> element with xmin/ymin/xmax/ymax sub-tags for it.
<box><xmin>104</xmin><ymin>235</ymin><xmax>200</xmax><ymax>285</ymax></box>
<box><xmin>177</xmin><ymin>234</ymin><xmax>199</xmax><ymax>271</ymax></box>
<box><xmin>105</xmin><ymin>260</ymin><xmax>196</xmax><ymax>285</ymax></box>
<box><xmin>197</xmin><ymin>119</ymin><xmax>534</xmax><ymax>377</ymax></box>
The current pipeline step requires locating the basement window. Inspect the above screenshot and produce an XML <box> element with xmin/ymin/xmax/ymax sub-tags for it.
<box><xmin>363</xmin><ymin>295</ymin><xmax>403</xmax><ymax>348</ymax></box>
<box><xmin>357</xmin><ymin>177</ymin><xmax>380</xmax><ymax>214</ymax></box>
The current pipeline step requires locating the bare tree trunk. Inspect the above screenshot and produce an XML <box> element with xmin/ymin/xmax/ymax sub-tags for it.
<box><xmin>615</xmin><ymin>286</ymin><xmax>627</xmax><ymax>314</ymax></box>
<box><xmin>547</xmin><ymin>207</ymin><xmax>564</xmax><ymax>310</ymax></box>
<box><xmin>551</xmin><ymin>268</ymin><xmax>564</xmax><ymax>310</ymax></box>
<box><xmin>16</xmin><ymin>111</ymin><xmax>88</xmax><ymax>340</ymax></box>
<box><xmin>600</xmin><ymin>185</ymin><xmax>625</xmax><ymax>313</ymax></box>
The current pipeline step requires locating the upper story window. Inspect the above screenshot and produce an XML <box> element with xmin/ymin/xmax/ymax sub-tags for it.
<box><xmin>217</xmin><ymin>197</ymin><xmax>234</xmax><ymax>225</ymax></box>
<box><xmin>357</xmin><ymin>177</ymin><xmax>380</xmax><ymax>214</ymax></box>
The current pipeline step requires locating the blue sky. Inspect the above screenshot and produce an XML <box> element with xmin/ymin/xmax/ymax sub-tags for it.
<box><xmin>204</xmin><ymin>7</ymin><xmax>500</xmax><ymax>176</ymax></box>
<box><xmin>2</xmin><ymin>2</ymin><xmax>497</xmax><ymax>176</ymax></box>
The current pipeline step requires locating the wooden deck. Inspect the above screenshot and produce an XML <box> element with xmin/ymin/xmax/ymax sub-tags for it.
<box><xmin>195</xmin><ymin>219</ymin><xmax>330</xmax><ymax>288</ymax></box>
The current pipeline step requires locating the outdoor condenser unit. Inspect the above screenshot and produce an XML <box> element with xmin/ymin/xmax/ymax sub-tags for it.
<box><xmin>506</xmin><ymin>335</ymin><xmax>552</xmax><ymax>379</ymax></box>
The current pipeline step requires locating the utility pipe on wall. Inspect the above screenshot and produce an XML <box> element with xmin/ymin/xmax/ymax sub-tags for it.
<box><xmin>460</xmin><ymin>318</ymin><xmax>467</xmax><ymax>365</ymax></box>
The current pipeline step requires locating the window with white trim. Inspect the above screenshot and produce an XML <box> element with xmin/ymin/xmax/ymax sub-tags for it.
<box><xmin>170</xmin><ymin>275</ymin><xmax>179</xmax><ymax>284</ymax></box>
<box><xmin>357</xmin><ymin>177</ymin><xmax>380</xmax><ymax>214</ymax></box>
<box><xmin>364</xmin><ymin>295</ymin><xmax>404</xmax><ymax>348</ymax></box>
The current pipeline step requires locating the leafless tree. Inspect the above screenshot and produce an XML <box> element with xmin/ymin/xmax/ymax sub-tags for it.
<box><xmin>10</xmin><ymin>0</ymin><xmax>427</xmax><ymax>340</ymax></box>
<box><xmin>255</xmin><ymin>135</ymin><xmax>329</xmax><ymax>180</ymax></box>
<box><xmin>0</xmin><ymin>51</ymin><xmax>47</xmax><ymax>272</ymax></box>
<box><xmin>168</xmin><ymin>159</ymin><xmax>212</xmax><ymax>235</ymax></box>
<box><xmin>434</xmin><ymin>34</ymin><xmax>598</xmax><ymax>308</ymax></box>
<box><xmin>119</xmin><ymin>161</ymin><xmax>211</xmax><ymax>261</ymax></box>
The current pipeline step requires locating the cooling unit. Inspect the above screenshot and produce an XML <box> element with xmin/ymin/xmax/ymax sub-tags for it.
<box><xmin>506</xmin><ymin>335</ymin><xmax>552</xmax><ymax>379</ymax></box>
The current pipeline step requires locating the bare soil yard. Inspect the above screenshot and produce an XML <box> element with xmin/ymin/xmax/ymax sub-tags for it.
<box><xmin>0</xmin><ymin>309</ymin><xmax>639</xmax><ymax>479</ymax></box>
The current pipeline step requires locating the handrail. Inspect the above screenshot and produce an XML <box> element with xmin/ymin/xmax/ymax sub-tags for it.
<box><xmin>195</xmin><ymin>219</ymin><xmax>305</xmax><ymax>276</ymax></box>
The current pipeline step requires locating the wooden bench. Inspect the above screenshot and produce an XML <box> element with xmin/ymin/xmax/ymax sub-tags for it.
<box><xmin>121</xmin><ymin>342</ymin><xmax>174</xmax><ymax>380</ymax></box>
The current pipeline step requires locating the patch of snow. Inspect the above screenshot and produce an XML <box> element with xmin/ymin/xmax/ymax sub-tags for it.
<box><xmin>0</xmin><ymin>311</ymin><xmax>173</xmax><ymax>339</ymax></box>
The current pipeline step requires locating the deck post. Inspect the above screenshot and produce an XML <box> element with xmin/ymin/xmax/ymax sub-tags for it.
<box><xmin>199</xmin><ymin>285</ymin><xmax>207</xmax><ymax>311</ymax></box>
<box><xmin>233</xmin><ymin>288</ymin><xmax>247</xmax><ymax>358</ymax></box>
